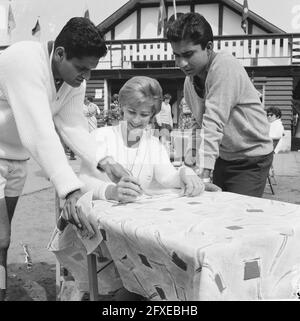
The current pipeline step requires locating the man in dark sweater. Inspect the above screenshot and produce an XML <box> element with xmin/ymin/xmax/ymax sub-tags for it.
<box><xmin>166</xmin><ymin>13</ymin><xmax>273</xmax><ymax>197</ymax></box>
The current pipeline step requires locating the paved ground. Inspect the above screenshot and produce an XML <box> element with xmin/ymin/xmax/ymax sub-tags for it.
<box><xmin>6</xmin><ymin>151</ymin><xmax>300</xmax><ymax>300</ymax></box>
<box><xmin>6</xmin><ymin>157</ymin><xmax>81</xmax><ymax>301</ymax></box>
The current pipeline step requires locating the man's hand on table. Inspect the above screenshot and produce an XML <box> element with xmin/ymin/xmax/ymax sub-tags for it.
<box><xmin>184</xmin><ymin>166</ymin><xmax>222</xmax><ymax>193</ymax></box>
<box><xmin>97</xmin><ymin>156</ymin><xmax>130</xmax><ymax>183</ymax></box>
<box><xmin>204</xmin><ymin>182</ymin><xmax>222</xmax><ymax>192</ymax></box>
<box><xmin>179</xmin><ymin>167</ymin><xmax>205</xmax><ymax>197</ymax></box>
<box><xmin>201</xmin><ymin>169</ymin><xmax>222</xmax><ymax>192</ymax></box>
<box><xmin>106</xmin><ymin>176</ymin><xmax>143</xmax><ymax>203</ymax></box>
<box><xmin>61</xmin><ymin>189</ymin><xmax>96</xmax><ymax>239</ymax></box>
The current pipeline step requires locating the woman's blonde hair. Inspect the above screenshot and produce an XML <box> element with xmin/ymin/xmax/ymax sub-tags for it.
<box><xmin>118</xmin><ymin>76</ymin><xmax>163</xmax><ymax>116</ymax></box>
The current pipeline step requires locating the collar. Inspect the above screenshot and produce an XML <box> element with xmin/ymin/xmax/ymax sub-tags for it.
<box><xmin>192</xmin><ymin>51</ymin><xmax>217</xmax><ymax>98</ymax></box>
<box><xmin>47</xmin><ymin>41</ymin><xmax>64</xmax><ymax>91</ymax></box>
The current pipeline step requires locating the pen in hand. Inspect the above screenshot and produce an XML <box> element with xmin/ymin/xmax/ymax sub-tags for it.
<box><xmin>123</xmin><ymin>169</ymin><xmax>144</xmax><ymax>195</ymax></box>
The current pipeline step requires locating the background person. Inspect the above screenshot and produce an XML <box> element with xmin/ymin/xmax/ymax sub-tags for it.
<box><xmin>166</xmin><ymin>12</ymin><xmax>274</xmax><ymax>197</ymax></box>
<box><xmin>97</xmin><ymin>104</ymin><xmax>108</xmax><ymax>128</ymax></box>
<box><xmin>83</xmin><ymin>96</ymin><xmax>100</xmax><ymax>132</ymax></box>
<box><xmin>107</xmin><ymin>93</ymin><xmax>122</xmax><ymax>126</ymax></box>
<box><xmin>178</xmin><ymin>96</ymin><xmax>195</xmax><ymax>130</ymax></box>
<box><xmin>266</xmin><ymin>106</ymin><xmax>285</xmax><ymax>153</ymax></box>
<box><xmin>155</xmin><ymin>93</ymin><xmax>173</xmax><ymax>154</ymax></box>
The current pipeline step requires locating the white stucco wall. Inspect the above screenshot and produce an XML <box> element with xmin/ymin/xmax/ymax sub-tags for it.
<box><xmin>252</xmin><ymin>24</ymin><xmax>266</xmax><ymax>35</ymax></box>
<box><xmin>107</xmin><ymin>3</ymin><xmax>268</xmax><ymax>41</ymax></box>
<box><xmin>194</xmin><ymin>4</ymin><xmax>219</xmax><ymax>35</ymax></box>
<box><xmin>112</xmin><ymin>4</ymin><xmax>222</xmax><ymax>40</ymax></box>
<box><xmin>105</xmin><ymin>31</ymin><xmax>111</xmax><ymax>41</ymax></box>
<box><xmin>114</xmin><ymin>11</ymin><xmax>137</xmax><ymax>39</ymax></box>
<box><xmin>223</xmin><ymin>6</ymin><xmax>246</xmax><ymax>35</ymax></box>
<box><xmin>223</xmin><ymin>6</ymin><xmax>266</xmax><ymax>35</ymax></box>
<box><xmin>140</xmin><ymin>7</ymin><xmax>158</xmax><ymax>38</ymax></box>
<box><xmin>168</xmin><ymin>5</ymin><xmax>191</xmax><ymax>18</ymax></box>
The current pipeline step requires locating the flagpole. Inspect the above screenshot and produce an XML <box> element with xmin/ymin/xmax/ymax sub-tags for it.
<box><xmin>38</xmin><ymin>16</ymin><xmax>41</xmax><ymax>42</ymax></box>
<box><xmin>7</xmin><ymin>0</ymin><xmax>16</xmax><ymax>45</ymax></box>
<box><xmin>173</xmin><ymin>0</ymin><xmax>177</xmax><ymax>19</ymax></box>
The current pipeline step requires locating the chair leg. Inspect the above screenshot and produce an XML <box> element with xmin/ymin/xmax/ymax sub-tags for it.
<box><xmin>55</xmin><ymin>192</ymin><xmax>63</xmax><ymax>301</ymax></box>
<box><xmin>267</xmin><ymin>175</ymin><xmax>275</xmax><ymax>195</ymax></box>
<box><xmin>87</xmin><ymin>254</ymin><xmax>99</xmax><ymax>301</ymax></box>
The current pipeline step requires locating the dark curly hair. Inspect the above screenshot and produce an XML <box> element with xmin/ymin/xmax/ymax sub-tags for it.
<box><xmin>54</xmin><ymin>17</ymin><xmax>107</xmax><ymax>60</ymax></box>
<box><xmin>166</xmin><ymin>12</ymin><xmax>213</xmax><ymax>49</ymax></box>
<box><xmin>266</xmin><ymin>106</ymin><xmax>282</xmax><ymax>119</ymax></box>
<box><xmin>163</xmin><ymin>93</ymin><xmax>171</xmax><ymax>100</ymax></box>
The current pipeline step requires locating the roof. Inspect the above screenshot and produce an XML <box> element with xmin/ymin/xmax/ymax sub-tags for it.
<box><xmin>97</xmin><ymin>0</ymin><xmax>285</xmax><ymax>35</ymax></box>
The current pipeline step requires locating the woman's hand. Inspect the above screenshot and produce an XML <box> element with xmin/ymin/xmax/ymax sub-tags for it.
<box><xmin>97</xmin><ymin>156</ymin><xmax>130</xmax><ymax>183</ymax></box>
<box><xmin>179</xmin><ymin>167</ymin><xmax>205</xmax><ymax>197</ymax></box>
<box><xmin>106</xmin><ymin>176</ymin><xmax>143</xmax><ymax>203</ymax></box>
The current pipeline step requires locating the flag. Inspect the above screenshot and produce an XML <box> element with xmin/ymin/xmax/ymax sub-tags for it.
<box><xmin>241</xmin><ymin>0</ymin><xmax>249</xmax><ymax>33</ymax></box>
<box><xmin>32</xmin><ymin>19</ymin><xmax>41</xmax><ymax>37</ymax></box>
<box><xmin>84</xmin><ymin>9</ymin><xmax>90</xmax><ymax>19</ymax></box>
<box><xmin>7</xmin><ymin>3</ymin><xmax>16</xmax><ymax>34</ymax></box>
<box><xmin>84</xmin><ymin>4</ymin><xmax>90</xmax><ymax>19</ymax></box>
<box><xmin>157</xmin><ymin>0</ymin><xmax>167</xmax><ymax>36</ymax></box>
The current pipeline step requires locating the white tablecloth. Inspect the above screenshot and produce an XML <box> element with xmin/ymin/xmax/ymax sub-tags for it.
<box><xmin>90</xmin><ymin>191</ymin><xmax>300</xmax><ymax>300</ymax></box>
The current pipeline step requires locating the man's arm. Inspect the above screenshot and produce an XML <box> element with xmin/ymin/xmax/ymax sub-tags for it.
<box><xmin>0</xmin><ymin>45</ymin><xmax>97</xmax><ymax>236</ymax></box>
<box><xmin>200</xmin><ymin>57</ymin><xmax>241</xmax><ymax>171</ymax></box>
<box><xmin>0</xmin><ymin>44</ymin><xmax>83</xmax><ymax>199</ymax></box>
<box><xmin>54</xmin><ymin>84</ymin><xmax>100</xmax><ymax>168</ymax></box>
<box><xmin>56</xmin><ymin>102</ymin><xmax>130</xmax><ymax>185</ymax></box>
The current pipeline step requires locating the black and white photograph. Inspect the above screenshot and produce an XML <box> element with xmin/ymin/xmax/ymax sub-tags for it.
<box><xmin>0</xmin><ymin>0</ymin><xmax>300</xmax><ymax>306</ymax></box>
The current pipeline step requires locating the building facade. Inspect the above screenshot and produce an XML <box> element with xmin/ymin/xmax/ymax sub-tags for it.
<box><xmin>89</xmin><ymin>0</ymin><xmax>300</xmax><ymax>151</ymax></box>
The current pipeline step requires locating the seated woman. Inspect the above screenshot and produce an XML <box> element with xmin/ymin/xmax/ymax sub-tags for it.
<box><xmin>80</xmin><ymin>76</ymin><xmax>204</xmax><ymax>202</ymax></box>
<box><xmin>48</xmin><ymin>76</ymin><xmax>205</xmax><ymax>300</ymax></box>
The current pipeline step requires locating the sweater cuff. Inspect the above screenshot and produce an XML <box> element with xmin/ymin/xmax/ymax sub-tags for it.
<box><xmin>50</xmin><ymin>167</ymin><xmax>83</xmax><ymax>199</ymax></box>
<box><xmin>204</xmin><ymin>156</ymin><xmax>216</xmax><ymax>170</ymax></box>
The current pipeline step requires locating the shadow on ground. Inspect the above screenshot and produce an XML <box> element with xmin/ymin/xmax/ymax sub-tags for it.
<box><xmin>6</xmin><ymin>262</ymin><xmax>56</xmax><ymax>301</ymax></box>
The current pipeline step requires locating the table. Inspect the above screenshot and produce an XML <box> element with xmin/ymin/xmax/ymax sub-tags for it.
<box><xmin>88</xmin><ymin>191</ymin><xmax>300</xmax><ymax>301</ymax></box>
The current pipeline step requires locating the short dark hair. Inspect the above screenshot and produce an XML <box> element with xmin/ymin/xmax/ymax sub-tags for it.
<box><xmin>166</xmin><ymin>12</ymin><xmax>213</xmax><ymax>49</ymax></box>
<box><xmin>163</xmin><ymin>93</ymin><xmax>171</xmax><ymax>100</ymax></box>
<box><xmin>54</xmin><ymin>17</ymin><xmax>107</xmax><ymax>60</ymax></box>
<box><xmin>266</xmin><ymin>106</ymin><xmax>282</xmax><ymax>118</ymax></box>
<box><xmin>112</xmin><ymin>94</ymin><xmax>119</xmax><ymax>101</ymax></box>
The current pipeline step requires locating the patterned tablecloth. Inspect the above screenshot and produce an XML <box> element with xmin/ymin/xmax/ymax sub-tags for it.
<box><xmin>90</xmin><ymin>191</ymin><xmax>300</xmax><ymax>301</ymax></box>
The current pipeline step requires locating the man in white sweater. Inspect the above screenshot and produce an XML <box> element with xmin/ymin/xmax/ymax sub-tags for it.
<box><xmin>166</xmin><ymin>13</ymin><xmax>273</xmax><ymax>198</ymax></box>
<box><xmin>0</xmin><ymin>17</ymin><xmax>129</xmax><ymax>300</ymax></box>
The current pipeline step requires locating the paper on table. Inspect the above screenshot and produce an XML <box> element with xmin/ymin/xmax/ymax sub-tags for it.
<box><xmin>75</xmin><ymin>191</ymin><xmax>103</xmax><ymax>254</ymax></box>
<box><xmin>136</xmin><ymin>188</ymin><xmax>184</xmax><ymax>200</ymax></box>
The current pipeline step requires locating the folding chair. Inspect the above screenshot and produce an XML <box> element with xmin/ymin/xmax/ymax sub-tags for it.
<box><xmin>54</xmin><ymin>192</ymin><xmax>64</xmax><ymax>300</ymax></box>
<box><xmin>266</xmin><ymin>139</ymin><xmax>280</xmax><ymax>195</ymax></box>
